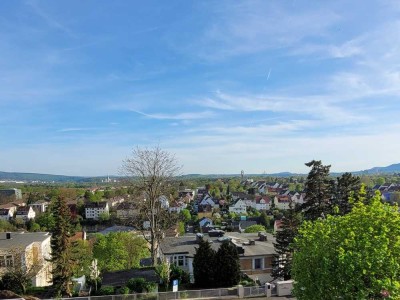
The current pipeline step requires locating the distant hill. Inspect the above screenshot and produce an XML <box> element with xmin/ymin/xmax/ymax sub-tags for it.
<box><xmin>1</xmin><ymin>163</ymin><xmax>399</xmax><ymax>183</ymax></box>
<box><xmin>0</xmin><ymin>171</ymin><xmax>100</xmax><ymax>183</ymax></box>
<box><xmin>356</xmin><ymin>163</ymin><xmax>400</xmax><ymax>174</ymax></box>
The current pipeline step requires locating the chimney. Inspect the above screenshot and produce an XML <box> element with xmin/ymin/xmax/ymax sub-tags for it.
<box><xmin>6</xmin><ymin>232</ymin><xmax>11</xmax><ymax>239</ymax></box>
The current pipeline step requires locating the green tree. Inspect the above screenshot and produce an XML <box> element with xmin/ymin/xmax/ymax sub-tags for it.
<box><xmin>244</xmin><ymin>224</ymin><xmax>266</xmax><ymax>233</ymax></box>
<box><xmin>70</xmin><ymin>240</ymin><xmax>94</xmax><ymax>277</ymax></box>
<box><xmin>35</xmin><ymin>210</ymin><xmax>56</xmax><ymax>231</ymax></box>
<box><xmin>180</xmin><ymin>209</ymin><xmax>191</xmax><ymax>223</ymax></box>
<box><xmin>193</xmin><ymin>240</ymin><xmax>216</xmax><ymax>288</ymax></box>
<box><xmin>155</xmin><ymin>259</ymin><xmax>170</xmax><ymax>291</ymax></box>
<box><xmin>215</xmin><ymin>241</ymin><xmax>240</xmax><ymax>287</ymax></box>
<box><xmin>272</xmin><ymin>201</ymin><xmax>302</xmax><ymax>280</ymax></box>
<box><xmin>300</xmin><ymin>160</ymin><xmax>332</xmax><ymax>220</ymax></box>
<box><xmin>127</xmin><ymin>277</ymin><xmax>156</xmax><ymax>293</ymax></box>
<box><xmin>375</xmin><ymin>176</ymin><xmax>386</xmax><ymax>185</ymax></box>
<box><xmin>0</xmin><ymin>219</ymin><xmax>16</xmax><ymax>232</ymax></box>
<box><xmin>93</xmin><ymin>232</ymin><xmax>149</xmax><ymax>272</ymax></box>
<box><xmin>331</xmin><ymin>172</ymin><xmax>361</xmax><ymax>215</ymax></box>
<box><xmin>50</xmin><ymin>196</ymin><xmax>74</xmax><ymax>297</ymax></box>
<box><xmin>292</xmin><ymin>189</ymin><xmax>400</xmax><ymax>299</ymax></box>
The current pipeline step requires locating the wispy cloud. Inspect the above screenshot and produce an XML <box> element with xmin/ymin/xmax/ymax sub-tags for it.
<box><xmin>58</xmin><ymin>128</ymin><xmax>96</xmax><ymax>132</ymax></box>
<box><xmin>26</xmin><ymin>0</ymin><xmax>77</xmax><ymax>38</ymax></box>
<box><xmin>131</xmin><ymin>110</ymin><xmax>216</xmax><ymax>121</ymax></box>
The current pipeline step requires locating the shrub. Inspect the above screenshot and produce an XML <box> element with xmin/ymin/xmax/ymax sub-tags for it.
<box><xmin>97</xmin><ymin>285</ymin><xmax>114</xmax><ymax>295</ymax></box>
<box><xmin>127</xmin><ymin>277</ymin><xmax>156</xmax><ymax>293</ymax></box>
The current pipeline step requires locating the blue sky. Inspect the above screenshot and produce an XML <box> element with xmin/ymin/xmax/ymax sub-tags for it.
<box><xmin>1</xmin><ymin>0</ymin><xmax>400</xmax><ymax>176</ymax></box>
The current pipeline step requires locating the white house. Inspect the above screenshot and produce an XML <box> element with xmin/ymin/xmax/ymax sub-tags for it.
<box><xmin>85</xmin><ymin>201</ymin><xmax>110</xmax><ymax>220</ymax></box>
<box><xmin>229</xmin><ymin>199</ymin><xmax>247</xmax><ymax>214</ymax></box>
<box><xmin>158</xmin><ymin>195</ymin><xmax>170</xmax><ymax>209</ymax></box>
<box><xmin>29</xmin><ymin>200</ymin><xmax>49</xmax><ymax>214</ymax></box>
<box><xmin>253</xmin><ymin>196</ymin><xmax>271</xmax><ymax>211</ymax></box>
<box><xmin>169</xmin><ymin>201</ymin><xmax>187</xmax><ymax>213</ymax></box>
<box><xmin>0</xmin><ymin>208</ymin><xmax>14</xmax><ymax>221</ymax></box>
<box><xmin>274</xmin><ymin>195</ymin><xmax>291</xmax><ymax>210</ymax></box>
<box><xmin>0</xmin><ymin>232</ymin><xmax>52</xmax><ymax>287</ymax></box>
<box><xmin>15</xmin><ymin>206</ymin><xmax>36</xmax><ymax>221</ymax></box>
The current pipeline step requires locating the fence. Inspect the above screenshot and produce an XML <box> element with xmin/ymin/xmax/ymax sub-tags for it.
<box><xmin>243</xmin><ymin>286</ymin><xmax>266</xmax><ymax>297</ymax></box>
<box><xmin>42</xmin><ymin>284</ymin><xmax>279</xmax><ymax>300</ymax></box>
<box><xmin>43</xmin><ymin>287</ymin><xmax>238</xmax><ymax>300</ymax></box>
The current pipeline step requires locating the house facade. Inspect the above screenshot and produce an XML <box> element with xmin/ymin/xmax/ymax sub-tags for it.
<box><xmin>85</xmin><ymin>201</ymin><xmax>109</xmax><ymax>220</ymax></box>
<box><xmin>274</xmin><ymin>195</ymin><xmax>291</xmax><ymax>210</ymax></box>
<box><xmin>159</xmin><ymin>232</ymin><xmax>276</xmax><ymax>284</ymax></box>
<box><xmin>29</xmin><ymin>200</ymin><xmax>49</xmax><ymax>214</ymax></box>
<box><xmin>0</xmin><ymin>208</ymin><xmax>14</xmax><ymax>221</ymax></box>
<box><xmin>116</xmin><ymin>202</ymin><xmax>138</xmax><ymax>220</ymax></box>
<box><xmin>0</xmin><ymin>232</ymin><xmax>52</xmax><ymax>287</ymax></box>
<box><xmin>229</xmin><ymin>199</ymin><xmax>247</xmax><ymax>214</ymax></box>
<box><xmin>15</xmin><ymin>206</ymin><xmax>36</xmax><ymax>221</ymax></box>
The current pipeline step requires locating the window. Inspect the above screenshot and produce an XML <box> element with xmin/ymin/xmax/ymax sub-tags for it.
<box><xmin>171</xmin><ymin>255</ymin><xmax>186</xmax><ymax>267</ymax></box>
<box><xmin>5</xmin><ymin>255</ymin><xmax>13</xmax><ymax>267</ymax></box>
<box><xmin>178</xmin><ymin>255</ymin><xmax>185</xmax><ymax>266</ymax></box>
<box><xmin>254</xmin><ymin>258</ymin><xmax>262</xmax><ymax>269</ymax></box>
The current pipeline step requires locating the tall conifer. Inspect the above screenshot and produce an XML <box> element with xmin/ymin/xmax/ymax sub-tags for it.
<box><xmin>272</xmin><ymin>201</ymin><xmax>302</xmax><ymax>280</ymax></box>
<box><xmin>50</xmin><ymin>196</ymin><xmax>73</xmax><ymax>296</ymax></box>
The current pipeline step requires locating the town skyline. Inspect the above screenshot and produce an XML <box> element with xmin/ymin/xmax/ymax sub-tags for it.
<box><xmin>1</xmin><ymin>1</ymin><xmax>400</xmax><ymax>176</ymax></box>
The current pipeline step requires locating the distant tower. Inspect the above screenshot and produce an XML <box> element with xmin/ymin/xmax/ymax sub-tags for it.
<box><xmin>107</xmin><ymin>174</ymin><xmax>110</xmax><ymax>183</ymax></box>
<box><xmin>241</xmin><ymin>170</ymin><xmax>244</xmax><ymax>180</ymax></box>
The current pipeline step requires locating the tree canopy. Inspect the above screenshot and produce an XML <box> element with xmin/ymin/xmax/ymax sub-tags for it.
<box><xmin>292</xmin><ymin>188</ymin><xmax>400</xmax><ymax>299</ymax></box>
<box><xmin>272</xmin><ymin>201</ymin><xmax>302</xmax><ymax>280</ymax></box>
<box><xmin>244</xmin><ymin>224</ymin><xmax>266</xmax><ymax>233</ymax></box>
<box><xmin>214</xmin><ymin>241</ymin><xmax>240</xmax><ymax>287</ymax></box>
<box><xmin>193</xmin><ymin>240</ymin><xmax>216</xmax><ymax>288</ymax></box>
<box><xmin>93</xmin><ymin>232</ymin><xmax>149</xmax><ymax>272</ymax></box>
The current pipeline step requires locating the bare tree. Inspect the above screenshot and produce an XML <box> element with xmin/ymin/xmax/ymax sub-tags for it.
<box><xmin>121</xmin><ymin>146</ymin><xmax>181</xmax><ymax>265</ymax></box>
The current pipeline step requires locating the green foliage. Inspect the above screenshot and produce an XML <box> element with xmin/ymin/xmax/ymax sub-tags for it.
<box><xmin>0</xmin><ymin>271</ymin><xmax>31</xmax><ymax>294</ymax></box>
<box><xmin>259</xmin><ymin>211</ymin><xmax>273</xmax><ymax>228</ymax></box>
<box><xmin>27</xmin><ymin>221</ymin><xmax>41</xmax><ymax>232</ymax></box>
<box><xmin>214</xmin><ymin>241</ymin><xmax>240</xmax><ymax>287</ymax></box>
<box><xmin>170</xmin><ymin>263</ymin><xmax>190</xmax><ymax>285</ymax></box>
<box><xmin>35</xmin><ymin>210</ymin><xmax>56</xmax><ymax>231</ymax></box>
<box><xmin>244</xmin><ymin>224</ymin><xmax>266</xmax><ymax>233</ymax></box>
<box><xmin>117</xmin><ymin>286</ymin><xmax>130</xmax><ymax>294</ymax></box>
<box><xmin>0</xmin><ymin>219</ymin><xmax>17</xmax><ymax>232</ymax></box>
<box><xmin>193</xmin><ymin>240</ymin><xmax>216</xmax><ymax>288</ymax></box>
<box><xmin>178</xmin><ymin>221</ymin><xmax>185</xmax><ymax>236</ymax></box>
<box><xmin>127</xmin><ymin>277</ymin><xmax>156</xmax><ymax>293</ymax></box>
<box><xmin>50</xmin><ymin>196</ymin><xmax>74</xmax><ymax>297</ymax></box>
<box><xmin>97</xmin><ymin>285</ymin><xmax>115</xmax><ymax>295</ymax></box>
<box><xmin>272</xmin><ymin>202</ymin><xmax>302</xmax><ymax>280</ymax></box>
<box><xmin>193</xmin><ymin>239</ymin><xmax>239</xmax><ymax>288</ymax></box>
<box><xmin>70</xmin><ymin>240</ymin><xmax>93</xmax><ymax>277</ymax></box>
<box><xmin>155</xmin><ymin>260</ymin><xmax>170</xmax><ymax>290</ymax></box>
<box><xmin>93</xmin><ymin>232</ymin><xmax>149</xmax><ymax>272</ymax></box>
<box><xmin>331</xmin><ymin>172</ymin><xmax>361</xmax><ymax>215</ymax></box>
<box><xmin>301</xmin><ymin>160</ymin><xmax>332</xmax><ymax>220</ymax></box>
<box><xmin>98</xmin><ymin>211</ymin><xmax>110</xmax><ymax>222</ymax></box>
<box><xmin>180</xmin><ymin>209</ymin><xmax>191</xmax><ymax>223</ymax></box>
<box><xmin>292</xmin><ymin>189</ymin><xmax>400</xmax><ymax>299</ymax></box>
